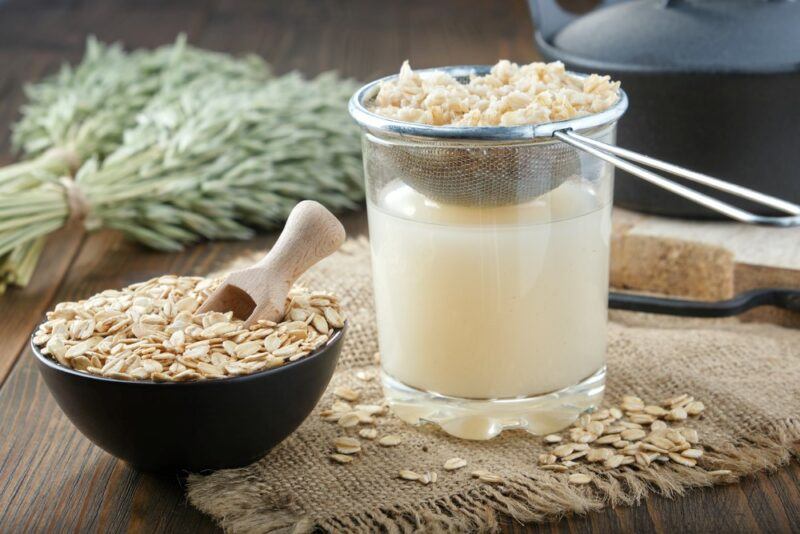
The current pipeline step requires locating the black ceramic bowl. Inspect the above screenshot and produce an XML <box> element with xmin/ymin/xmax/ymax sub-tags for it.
<box><xmin>32</xmin><ymin>324</ymin><xmax>345</xmax><ymax>472</ymax></box>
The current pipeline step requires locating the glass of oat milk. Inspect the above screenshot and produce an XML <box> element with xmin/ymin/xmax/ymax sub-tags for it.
<box><xmin>349</xmin><ymin>61</ymin><xmax>628</xmax><ymax>439</ymax></box>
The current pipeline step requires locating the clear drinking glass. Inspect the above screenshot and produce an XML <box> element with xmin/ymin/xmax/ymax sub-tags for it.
<box><xmin>350</xmin><ymin>67</ymin><xmax>627</xmax><ymax>440</ymax></box>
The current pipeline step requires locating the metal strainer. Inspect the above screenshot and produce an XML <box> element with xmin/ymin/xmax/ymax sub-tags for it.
<box><xmin>350</xmin><ymin>66</ymin><xmax>800</xmax><ymax>226</ymax></box>
<box><xmin>364</xmin><ymin>135</ymin><xmax>582</xmax><ymax>206</ymax></box>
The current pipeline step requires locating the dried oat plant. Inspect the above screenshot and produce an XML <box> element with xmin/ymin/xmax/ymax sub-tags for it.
<box><xmin>0</xmin><ymin>36</ymin><xmax>271</xmax><ymax>290</ymax></box>
<box><xmin>0</xmin><ymin>37</ymin><xmax>363</xmax><ymax>292</ymax></box>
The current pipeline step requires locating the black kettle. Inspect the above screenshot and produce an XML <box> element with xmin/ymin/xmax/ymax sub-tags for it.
<box><xmin>528</xmin><ymin>0</ymin><xmax>800</xmax><ymax>219</ymax></box>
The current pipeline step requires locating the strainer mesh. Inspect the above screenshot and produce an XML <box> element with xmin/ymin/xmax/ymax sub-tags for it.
<box><xmin>364</xmin><ymin>137</ymin><xmax>585</xmax><ymax>207</ymax></box>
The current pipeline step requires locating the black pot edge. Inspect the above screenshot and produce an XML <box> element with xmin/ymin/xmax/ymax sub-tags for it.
<box><xmin>534</xmin><ymin>32</ymin><xmax>800</xmax><ymax>76</ymax></box>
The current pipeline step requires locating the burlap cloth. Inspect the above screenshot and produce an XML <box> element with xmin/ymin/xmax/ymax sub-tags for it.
<box><xmin>187</xmin><ymin>238</ymin><xmax>800</xmax><ymax>533</ymax></box>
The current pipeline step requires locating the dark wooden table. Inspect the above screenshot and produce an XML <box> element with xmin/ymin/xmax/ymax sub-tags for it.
<box><xmin>1</xmin><ymin>1</ymin><xmax>798</xmax><ymax>532</ymax></box>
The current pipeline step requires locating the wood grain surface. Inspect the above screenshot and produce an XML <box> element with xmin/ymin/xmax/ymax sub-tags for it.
<box><xmin>0</xmin><ymin>1</ymin><xmax>798</xmax><ymax>532</ymax></box>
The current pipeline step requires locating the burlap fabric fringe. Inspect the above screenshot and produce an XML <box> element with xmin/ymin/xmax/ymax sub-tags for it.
<box><xmin>187</xmin><ymin>238</ymin><xmax>800</xmax><ymax>533</ymax></box>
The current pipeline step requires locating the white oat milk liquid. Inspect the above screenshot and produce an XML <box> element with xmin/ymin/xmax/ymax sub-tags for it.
<box><xmin>368</xmin><ymin>178</ymin><xmax>611</xmax><ymax>403</ymax></box>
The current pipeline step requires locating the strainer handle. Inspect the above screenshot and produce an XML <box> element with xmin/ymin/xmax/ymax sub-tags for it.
<box><xmin>555</xmin><ymin>130</ymin><xmax>800</xmax><ymax>227</ymax></box>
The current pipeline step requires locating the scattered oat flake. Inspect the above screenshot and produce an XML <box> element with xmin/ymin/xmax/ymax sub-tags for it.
<box><xmin>330</xmin><ymin>454</ymin><xmax>353</xmax><ymax>464</ymax></box>
<box><xmin>399</xmin><ymin>470</ymin><xmax>420</xmax><ymax>481</ymax></box>
<box><xmin>443</xmin><ymin>457</ymin><xmax>467</xmax><ymax>471</ymax></box>
<box><xmin>355</xmin><ymin>411</ymin><xmax>374</xmax><ymax>424</ymax></box>
<box><xmin>620</xmin><ymin>429</ymin><xmax>646</xmax><ymax>441</ymax></box>
<box><xmin>685</xmin><ymin>401</ymin><xmax>705</xmax><ymax>415</ymax></box>
<box><xmin>665</xmin><ymin>407</ymin><xmax>688</xmax><ymax>421</ymax></box>
<box><xmin>538</xmin><ymin>453</ymin><xmax>557</xmax><ymax>465</ymax></box>
<box><xmin>681</xmin><ymin>428</ymin><xmax>700</xmax><ymax>443</ymax></box>
<box><xmin>541</xmin><ymin>464</ymin><xmax>568</xmax><ymax>472</ymax></box>
<box><xmin>586</xmin><ymin>448</ymin><xmax>612</xmax><ymax>462</ymax></box>
<box><xmin>540</xmin><ymin>394</ymin><xmax>709</xmax><ymax>478</ymax></box>
<box><xmin>552</xmin><ymin>444</ymin><xmax>575</xmax><ymax>457</ymax></box>
<box><xmin>595</xmin><ymin>434</ymin><xmax>620</xmax><ymax>445</ymax></box>
<box><xmin>681</xmin><ymin>448</ymin><xmax>704</xmax><ymax>459</ymax></box>
<box><xmin>669</xmin><ymin>452</ymin><xmax>697</xmax><ymax>467</ymax></box>
<box><xmin>644</xmin><ymin>405</ymin><xmax>668</xmax><ymax>417</ymax></box>
<box><xmin>563</xmin><ymin>450</ymin><xmax>588</xmax><ymax>462</ymax></box>
<box><xmin>333</xmin><ymin>436</ymin><xmax>361</xmax><ymax>455</ymax></box>
<box><xmin>355</xmin><ymin>404</ymin><xmax>385</xmax><ymax>415</ymax></box>
<box><xmin>586</xmin><ymin>421</ymin><xmax>604</xmax><ymax>436</ymax></box>
<box><xmin>333</xmin><ymin>386</ymin><xmax>360</xmax><ymax>402</ymax></box>
<box><xmin>471</xmin><ymin>470</ymin><xmax>503</xmax><ymax>484</ymax></box>
<box><xmin>337</xmin><ymin>413</ymin><xmax>360</xmax><ymax>428</ymax></box>
<box><xmin>651</xmin><ymin>420</ymin><xmax>667</xmax><ymax>431</ymax></box>
<box><xmin>663</xmin><ymin>394</ymin><xmax>690</xmax><ymax>407</ymax></box>
<box><xmin>331</xmin><ymin>400</ymin><xmax>351</xmax><ymax>413</ymax></box>
<box><xmin>359</xmin><ymin>428</ymin><xmax>378</xmax><ymax>440</ymax></box>
<box><xmin>379</xmin><ymin>435</ymin><xmax>402</xmax><ymax>447</ymax></box>
<box><xmin>355</xmin><ymin>370</ymin><xmax>374</xmax><ymax>382</ymax></box>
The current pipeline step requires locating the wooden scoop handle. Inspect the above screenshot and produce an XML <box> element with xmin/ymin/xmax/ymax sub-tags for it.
<box><xmin>256</xmin><ymin>200</ymin><xmax>346</xmax><ymax>278</ymax></box>
<box><xmin>242</xmin><ymin>201</ymin><xmax>345</xmax><ymax>325</ymax></box>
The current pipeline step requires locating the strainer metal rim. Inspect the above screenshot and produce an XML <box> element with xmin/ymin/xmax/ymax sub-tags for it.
<box><xmin>349</xmin><ymin>65</ymin><xmax>628</xmax><ymax>141</ymax></box>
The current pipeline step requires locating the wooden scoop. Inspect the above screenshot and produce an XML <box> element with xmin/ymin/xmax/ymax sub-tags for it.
<box><xmin>198</xmin><ymin>201</ymin><xmax>346</xmax><ymax>326</ymax></box>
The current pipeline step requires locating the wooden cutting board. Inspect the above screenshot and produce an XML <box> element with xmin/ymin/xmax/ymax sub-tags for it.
<box><xmin>610</xmin><ymin>208</ymin><xmax>800</xmax><ymax>328</ymax></box>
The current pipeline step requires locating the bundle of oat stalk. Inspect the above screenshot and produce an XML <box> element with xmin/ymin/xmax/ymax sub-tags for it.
<box><xmin>0</xmin><ymin>37</ymin><xmax>362</xmax><ymax>291</ymax></box>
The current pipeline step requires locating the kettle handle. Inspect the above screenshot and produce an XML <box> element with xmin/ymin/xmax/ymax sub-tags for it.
<box><xmin>527</xmin><ymin>0</ymin><xmax>629</xmax><ymax>41</ymax></box>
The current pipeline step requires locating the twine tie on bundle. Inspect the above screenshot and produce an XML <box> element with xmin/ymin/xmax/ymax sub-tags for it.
<box><xmin>0</xmin><ymin>36</ymin><xmax>362</xmax><ymax>294</ymax></box>
<box><xmin>59</xmin><ymin>177</ymin><xmax>90</xmax><ymax>223</ymax></box>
